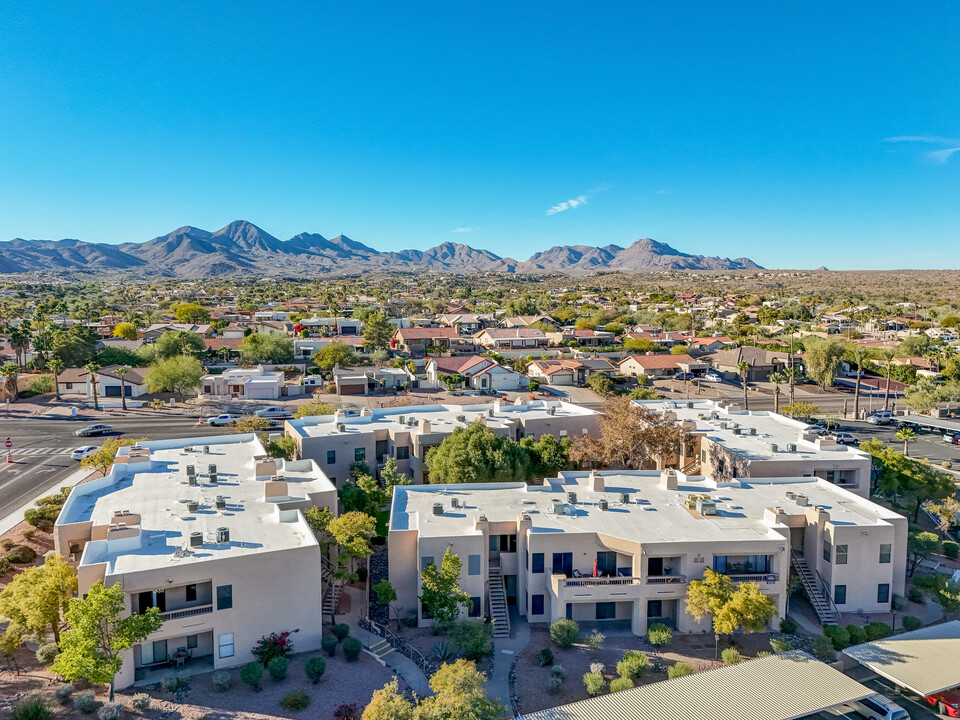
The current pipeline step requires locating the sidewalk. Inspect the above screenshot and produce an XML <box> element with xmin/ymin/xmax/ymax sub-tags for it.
<box><xmin>486</xmin><ymin>611</ymin><xmax>531</xmax><ymax>713</ymax></box>
<box><xmin>0</xmin><ymin>465</ymin><xmax>94</xmax><ymax>536</ymax></box>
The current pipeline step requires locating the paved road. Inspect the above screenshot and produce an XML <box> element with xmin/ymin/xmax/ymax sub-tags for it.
<box><xmin>0</xmin><ymin>414</ymin><xmax>229</xmax><ymax>522</ymax></box>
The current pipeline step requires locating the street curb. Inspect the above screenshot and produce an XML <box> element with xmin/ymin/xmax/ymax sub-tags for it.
<box><xmin>0</xmin><ymin>466</ymin><xmax>96</xmax><ymax>537</ymax></box>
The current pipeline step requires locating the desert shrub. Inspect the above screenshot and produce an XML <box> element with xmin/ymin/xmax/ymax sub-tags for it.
<box><xmin>241</xmin><ymin>662</ymin><xmax>264</xmax><ymax>692</ymax></box>
<box><xmin>10</xmin><ymin>697</ymin><xmax>53</xmax><ymax>720</ymax></box>
<box><xmin>36</xmin><ymin>642</ymin><xmax>59</xmax><ymax>665</ymax></box>
<box><xmin>583</xmin><ymin>671</ymin><xmax>605</xmax><ymax>696</ymax></box>
<box><xmin>908</xmin><ymin>585</ymin><xmax>925</xmax><ymax>603</ymax></box>
<box><xmin>452</xmin><ymin>619</ymin><xmax>493</xmax><ymax>661</ymax></box>
<box><xmin>332</xmin><ymin>623</ymin><xmax>351</xmax><ymax>642</ymax></box>
<box><xmin>943</xmin><ymin>541</ymin><xmax>959</xmax><ymax>560</ymax></box>
<box><xmin>268</xmin><ymin>656</ymin><xmax>288</xmax><ymax>681</ymax></box>
<box><xmin>535</xmin><ymin>648</ymin><xmax>554</xmax><ymax>667</ymax></box>
<box><xmin>131</xmin><ymin>694</ymin><xmax>151</xmax><ymax>712</ymax></box>
<box><xmin>252</xmin><ymin>629</ymin><xmax>298</xmax><ymax>665</ymax></box>
<box><xmin>0</xmin><ymin>538</ymin><xmax>12</xmax><ymax>550</ymax></box>
<box><xmin>0</xmin><ymin>557</ymin><xmax>12</xmax><ymax>576</ymax></box>
<box><xmin>546</xmin><ymin>676</ymin><xmax>563</xmax><ymax>694</ymax></box>
<box><xmin>550</xmin><ymin>665</ymin><xmax>565</xmax><ymax>680</ymax></box>
<box><xmin>668</xmin><ymin>661</ymin><xmax>694</xmax><ymax>679</ymax></box>
<box><xmin>305</xmin><ymin>655</ymin><xmax>326</xmax><ymax>684</ymax></box>
<box><xmin>823</xmin><ymin>625</ymin><xmax>850</xmax><ymax>650</ymax></box>
<box><xmin>812</xmin><ymin>635</ymin><xmax>836</xmax><ymax>662</ymax></box>
<box><xmin>616</xmin><ymin>650</ymin><xmax>648</xmax><ymax>679</ymax></box>
<box><xmin>892</xmin><ymin>594</ymin><xmax>908</xmax><ymax>611</ymax></box>
<box><xmin>24</xmin><ymin>504</ymin><xmax>60</xmax><ymax>531</ymax></box>
<box><xmin>279</xmin><ymin>689</ymin><xmax>310</xmax><ymax>710</ymax></box>
<box><xmin>160</xmin><ymin>672</ymin><xmax>190</xmax><ymax>693</ymax></box>
<box><xmin>432</xmin><ymin>640</ymin><xmax>451</xmax><ymax>662</ymax></box>
<box><xmin>609</xmin><ymin>676</ymin><xmax>633</xmax><ymax>692</ymax></box>
<box><xmin>756</xmin><ymin>651</ymin><xmax>772</xmax><ymax>658</ymax></box>
<box><xmin>53</xmin><ymin>684</ymin><xmax>75</xmax><ymax>706</ymax></box>
<box><xmin>23</xmin><ymin>528</ymin><xmax>37</xmax><ymax>541</ymax></box>
<box><xmin>211</xmin><ymin>670</ymin><xmax>230</xmax><ymax>692</ymax></box>
<box><xmin>770</xmin><ymin>637</ymin><xmax>793</xmax><ymax>653</ymax></box>
<box><xmin>902</xmin><ymin>615</ymin><xmax>922</xmax><ymax>631</ymax></box>
<box><xmin>584</xmin><ymin>629</ymin><xmax>605</xmax><ymax>652</ymax></box>
<box><xmin>721</xmin><ymin>648</ymin><xmax>741</xmax><ymax>664</ymax></box>
<box><xmin>779</xmin><ymin>618</ymin><xmax>798</xmax><ymax>634</ymax></box>
<box><xmin>6</xmin><ymin>545</ymin><xmax>37</xmax><ymax>564</ymax></box>
<box><xmin>845</xmin><ymin>625</ymin><xmax>867</xmax><ymax>645</ymax></box>
<box><xmin>589</xmin><ymin>662</ymin><xmax>604</xmax><ymax>675</ymax></box>
<box><xmin>342</xmin><ymin>636</ymin><xmax>362</xmax><ymax>662</ymax></box>
<box><xmin>864</xmin><ymin>622</ymin><xmax>892</xmax><ymax>640</ymax></box>
<box><xmin>73</xmin><ymin>690</ymin><xmax>97</xmax><ymax>714</ymax></box>
<box><xmin>322</xmin><ymin>635</ymin><xmax>338</xmax><ymax>656</ymax></box>
<box><xmin>97</xmin><ymin>703</ymin><xmax>123</xmax><ymax>720</ymax></box>
<box><xmin>647</xmin><ymin>622</ymin><xmax>673</xmax><ymax>646</ymax></box>
<box><xmin>333</xmin><ymin>703</ymin><xmax>360</xmax><ymax>720</ymax></box>
<box><xmin>550</xmin><ymin>618</ymin><xmax>579</xmax><ymax>648</ymax></box>
<box><xmin>357</xmin><ymin>566</ymin><xmax>368</xmax><ymax>582</ymax></box>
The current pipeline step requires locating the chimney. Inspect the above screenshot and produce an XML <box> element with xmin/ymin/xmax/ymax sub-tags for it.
<box><xmin>660</xmin><ymin>469</ymin><xmax>679</xmax><ymax>489</ymax></box>
<box><xmin>589</xmin><ymin>471</ymin><xmax>604</xmax><ymax>492</ymax></box>
<box><xmin>419</xmin><ymin>419</ymin><xmax>431</xmax><ymax>434</ymax></box>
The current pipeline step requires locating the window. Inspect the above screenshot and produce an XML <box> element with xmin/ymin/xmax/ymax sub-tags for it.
<box><xmin>879</xmin><ymin>544</ymin><xmax>892</xmax><ymax>564</ymax></box>
<box><xmin>596</xmin><ymin>551</ymin><xmax>617</xmax><ymax>576</ymax></box>
<box><xmin>834</xmin><ymin>585</ymin><xmax>846</xmax><ymax>605</ymax></box>
<box><xmin>877</xmin><ymin>583</ymin><xmax>890</xmax><ymax>604</ymax></box>
<box><xmin>532</xmin><ymin>553</ymin><xmax>544</xmax><ymax>574</ymax></box>
<box><xmin>823</xmin><ymin>540</ymin><xmax>832</xmax><ymax>563</ymax></box>
<box><xmin>187</xmin><ymin>634</ymin><xmax>198</xmax><ymax>649</ymax></box>
<box><xmin>497</xmin><ymin>535</ymin><xmax>517</xmax><ymax>552</ymax></box>
<box><xmin>421</xmin><ymin>556</ymin><xmax>434</xmax><ymax>570</ymax></box>
<box><xmin>185</xmin><ymin>584</ymin><xmax>197</xmax><ymax>602</ymax></box>
<box><xmin>468</xmin><ymin>555</ymin><xmax>481</xmax><ymax>576</ymax></box>
<box><xmin>647</xmin><ymin>600</ymin><xmax>662</xmax><ymax>618</ymax></box>
<box><xmin>216</xmin><ymin>585</ymin><xmax>232</xmax><ymax>610</ymax></box>
<box><xmin>355</xmin><ymin>447</ymin><xmax>365</xmax><ymax>462</ymax></box>
<box><xmin>327</xmin><ymin>450</ymin><xmax>336</xmax><ymax>465</ymax></box>
<box><xmin>717</xmin><ymin>458</ymin><xmax>726</xmax><ymax>474</ymax></box>
<box><xmin>469</xmin><ymin>597</ymin><xmax>481</xmax><ymax>617</ymax></box>
<box><xmin>218</xmin><ymin>633</ymin><xmax>234</xmax><ymax>659</ymax></box>
<box><xmin>701</xmin><ymin>449</ymin><xmax>707</xmax><ymax>463</ymax></box>
<box><xmin>835</xmin><ymin>545</ymin><xmax>848</xmax><ymax>565</ymax></box>
<box><xmin>596</xmin><ymin>602</ymin><xmax>616</xmax><ymax>620</ymax></box>
<box><xmin>552</xmin><ymin>552</ymin><xmax>573</xmax><ymax>577</ymax></box>
<box><xmin>396</xmin><ymin>446</ymin><xmax>409</xmax><ymax>460</ymax></box>
<box><xmin>531</xmin><ymin>594</ymin><xmax>544</xmax><ymax>615</ymax></box>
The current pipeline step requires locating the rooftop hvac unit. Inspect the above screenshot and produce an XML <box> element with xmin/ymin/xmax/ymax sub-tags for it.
<box><xmin>732</xmin><ymin>427</ymin><xmax>741</xmax><ymax>435</ymax></box>
<box><xmin>794</xmin><ymin>494</ymin><xmax>809</xmax><ymax>507</ymax></box>
<box><xmin>203</xmin><ymin>445</ymin><xmax>210</xmax><ymax>454</ymax></box>
<box><xmin>749</xmin><ymin>428</ymin><xmax>757</xmax><ymax>435</ymax></box>
<box><xmin>785</xmin><ymin>491</ymin><xmax>797</xmax><ymax>500</ymax></box>
<box><xmin>719</xmin><ymin>422</ymin><xmax>728</xmax><ymax>429</ymax></box>
<box><xmin>336</xmin><ymin>423</ymin><xmax>346</xmax><ymax>432</ymax></box>
<box><xmin>768</xmin><ymin>443</ymin><xmax>779</xmax><ymax>453</ymax></box>
<box><xmin>686</xmin><ymin>401</ymin><xmax>694</xmax><ymax>409</ymax></box>
<box><xmin>698</xmin><ymin>413</ymin><xmax>706</xmax><ymax>420</ymax></box>
<box><xmin>712</xmin><ymin>412</ymin><xmax>720</xmax><ymax>420</ymax></box>
<box><xmin>190</xmin><ymin>532</ymin><xmax>203</xmax><ymax>547</ymax></box>
<box><xmin>186</xmin><ymin>464</ymin><xmax>195</xmax><ymax>476</ymax></box>
<box><xmin>216</xmin><ymin>527</ymin><xmax>230</xmax><ymax>544</ymax></box>
<box><xmin>786</xmin><ymin>443</ymin><xmax>797</xmax><ymax>452</ymax></box>
<box><xmin>456</xmin><ymin>415</ymin><xmax>466</xmax><ymax>423</ymax></box>
<box><xmin>187</xmin><ymin>501</ymin><xmax>199</xmax><ymax>513</ymax></box>
<box><xmin>450</xmin><ymin>498</ymin><xmax>460</xmax><ymax>508</ymax></box>
<box><xmin>552</xmin><ymin>499</ymin><xmax>565</xmax><ymax>515</ymax></box>
<box><xmin>398</xmin><ymin>416</ymin><xmax>405</xmax><ymax>424</ymax></box>
<box><xmin>566</xmin><ymin>491</ymin><xmax>577</xmax><ymax>504</ymax></box>
<box><xmin>215</xmin><ymin>496</ymin><xmax>226</xmax><ymax>509</ymax></box>
<box><xmin>620</xmin><ymin>493</ymin><xmax>631</xmax><ymax>504</ymax></box>
<box><xmin>547</xmin><ymin>406</ymin><xmax>556</xmax><ymax>415</ymax></box>
<box><xmin>210</xmin><ymin>472</ymin><xmax>218</xmax><ymax>485</ymax></box>
<box><xmin>696</xmin><ymin>496</ymin><xmax>718</xmax><ymax>516</ymax></box>
<box><xmin>188</xmin><ymin>474</ymin><xmax>197</xmax><ymax>486</ymax></box>
<box><xmin>598</xmin><ymin>498</ymin><xmax>609</xmax><ymax>511</ymax></box>
<box><xmin>208</xmin><ymin>463</ymin><xmax>217</xmax><ymax>474</ymax></box>
<box><xmin>487</xmin><ymin>409</ymin><xmax>494</xmax><ymax>417</ymax></box>
<box><xmin>432</xmin><ymin>502</ymin><xmax>444</xmax><ymax>516</ymax></box>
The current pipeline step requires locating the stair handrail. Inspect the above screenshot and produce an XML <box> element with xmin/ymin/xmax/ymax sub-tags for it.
<box><xmin>359</xmin><ymin>615</ymin><xmax>437</xmax><ymax>675</ymax></box>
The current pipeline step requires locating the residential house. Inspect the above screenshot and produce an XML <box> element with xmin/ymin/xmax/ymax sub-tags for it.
<box><xmin>437</xmin><ymin>313</ymin><xmax>495</xmax><ymax>334</ymax></box>
<box><xmin>333</xmin><ymin>367</ymin><xmax>411</xmax><ymax>396</ymax></box>
<box><xmin>425</xmin><ymin>355</ymin><xmax>528</xmax><ymax>392</ymax></box>
<box><xmin>526</xmin><ymin>358</ymin><xmax>617</xmax><ymax>387</ymax></box>
<box><xmin>201</xmin><ymin>366</ymin><xmax>285</xmax><ymax>400</ymax></box>
<box><xmin>392</xmin><ymin>327</ymin><xmax>463</xmax><ymax>354</ymax></box>
<box><xmin>502</xmin><ymin>315</ymin><xmax>558</xmax><ymax>329</ymax></box>
<box><xmin>618</xmin><ymin>353</ymin><xmax>704</xmax><ymax>378</ymax></box>
<box><xmin>547</xmin><ymin>329</ymin><xmax>617</xmax><ymax>347</ymax></box>
<box><xmin>474</xmin><ymin>328</ymin><xmax>549</xmax><ymax>351</ymax></box>
<box><xmin>704</xmin><ymin>347</ymin><xmax>802</xmax><ymax>382</ymax></box>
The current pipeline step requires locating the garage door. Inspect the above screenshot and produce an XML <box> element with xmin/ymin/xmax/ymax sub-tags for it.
<box><xmin>340</xmin><ymin>384</ymin><xmax>364</xmax><ymax>395</ymax></box>
<box><xmin>104</xmin><ymin>386</ymin><xmax>121</xmax><ymax>397</ymax></box>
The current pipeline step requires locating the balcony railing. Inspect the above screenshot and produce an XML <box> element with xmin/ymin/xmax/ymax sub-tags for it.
<box><xmin>560</xmin><ymin>576</ymin><xmax>641</xmax><ymax>588</ymax></box>
<box><xmin>160</xmin><ymin>604</ymin><xmax>213</xmax><ymax>621</ymax></box>
<box><xmin>646</xmin><ymin>575</ymin><xmax>687</xmax><ymax>585</ymax></box>
<box><xmin>726</xmin><ymin>573</ymin><xmax>779</xmax><ymax>584</ymax></box>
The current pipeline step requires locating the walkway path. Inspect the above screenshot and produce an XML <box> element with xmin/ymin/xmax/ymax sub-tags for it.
<box><xmin>486</xmin><ymin>610</ymin><xmax>531</xmax><ymax>714</ymax></box>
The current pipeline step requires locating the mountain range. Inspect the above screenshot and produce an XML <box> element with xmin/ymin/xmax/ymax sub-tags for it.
<box><xmin>0</xmin><ymin>221</ymin><xmax>762</xmax><ymax>276</ymax></box>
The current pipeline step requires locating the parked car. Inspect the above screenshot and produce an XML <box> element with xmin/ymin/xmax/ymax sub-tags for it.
<box><xmin>675</xmin><ymin>372</ymin><xmax>696</xmax><ymax>381</ymax></box>
<box><xmin>925</xmin><ymin>688</ymin><xmax>960</xmax><ymax>717</ymax></box>
<box><xmin>74</xmin><ymin>424</ymin><xmax>112</xmax><ymax>437</ymax></box>
<box><xmin>207</xmin><ymin>414</ymin><xmax>239</xmax><ymax>427</ymax></box>
<box><xmin>703</xmin><ymin>372</ymin><xmax>722</xmax><ymax>382</ymax></box>
<box><xmin>850</xmin><ymin>693</ymin><xmax>910</xmax><ymax>720</ymax></box>
<box><xmin>71</xmin><ymin>445</ymin><xmax>98</xmax><ymax>460</ymax></box>
<box><xmin>254</xmin><ymin>406</ymin><xmax>292</xmax><ymax>419</ymax></box>
<box><xmin>943</xmin><ymin>433</ymin><xmax>960</xmax><ymax>445</ymax></box>
<box><xmin>867</xmin><ymin>414</ymin><xmax>893</xmax><ymax>425</ymax></box>
<box><xmin>833</xmin><ymin>432</ymin><xmax>860</xmax><ymax>445</ymax></box>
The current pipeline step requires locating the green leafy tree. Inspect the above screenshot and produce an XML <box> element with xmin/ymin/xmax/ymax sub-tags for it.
<box><xmin>144</xmin><ymin>355</ymin><xmax>203</xmax><ymax>400</ymax></box>
<box><xmin>803</xmin><ymin>338</ymin><xmax>847</xmax><ymax>389</ymax></box>
<box><xmin>363</xmin><ymin>313</ymin><xmax>394</xmax><ymax>351</ymax></box>
<box><xmin>265</xmin><ymin>435</ymin><xmax>297</xmax><ymax>460</ymax></box>
<box><xmin>419</xmin><ymin>659</ymin><xmax>503</xmax><ymax>720</ymax></box>
<box><xmin>907</xmin><ymin>531</ymin><xmax>941</xmax><ymax>577</ymax></box>
<box><xmin>586</xmin><ymin>372</ymin><xmax>614</xmax><ymax>396</ymax></box>
<box><xmin>425</xmin><ymin>420</ymin><xmax>534</xmax><ymax>484</ymax></box>
<box><xmin>420</xmin><ymin>548</ymin><xmax>472</xmax><ymax>627</ymax></box>
<box><xmin>313</xmin><ymin>341</ymin><xmax>359</xmax><ymax>370</ymax></box>
<box><xmin>173</xmin><ymin>303</ymin><xmax>211</xmax><ymax>324</ymax></box>
<box><xmin>685</xmin><ymin>569</ymin><xmax>778</xmax><ymax>657</ymax></box>
<box><xmin>239</xmin><ymin>332</ymin><xmax>294</xmax><ymax>364</ymax></box>
<box><xmin>0</xmin><ymin>555</ymin><xmax>77</xmax><ymax>643</ymax></box>
<box><xmin>372</xmin><ymin>580</ymin><xmax>400</xmax><ymax>630</ymax></box>
<box><xmin>294</xmin><ymin>400</ymin><xmax>335</xmax><ymax>418</ymax></box>
<box><xmin>152</xmin><ymin>330</ymin><xmax>205</xmax><ymax>359</ymax></box>
<box><xmin>362</xmin><ymin>679</ymin><xmax>417</xmax><ymax>720</ymax></box>
<box><xmin>781</xmin><ymin>402</ymin><xmax>820</xmax><ymax>420</ymax></box>
<box><xmin>81</xmin><ymin>437</ymin><xmax>147</xmax><ymax>476</ymax></box>
<box><xmin>519</xmin><ymin>433</ymin><xmax>571</xmax><ymax>478</ymax></box>
<box><xmin>52</xmin><ymin>581</ymin><xmax>163</xmax><ymax>700</ymax></box>
<box><xmin>369</xmin><ymin>348</ymin><xmax>390</xmax><ymax>367</ymax></box>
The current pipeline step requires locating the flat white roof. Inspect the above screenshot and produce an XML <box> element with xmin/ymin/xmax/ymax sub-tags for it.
<box><xmin>59</xmin><ymin>434</ymin><xmax>334</xmax><ymax>576</ymax></box>
<box><xmin>520</xmin><ymin>651</ymin><xmax>873</xmax><ymax>720</ymax></box>
<box><xmin>390</xmin><ymin>469</ymin><xmax>902</xmax><ymax>542</ymax></box>
<box><xmin>635</xmin><ymin>399</ymin><xmax>872</xmax><ymax>464</ymax></box>
<box><xmin>287</xmin><ymin>400</ymin><xmax>596</xmax><ymax>440</ymax></box>
<box><xmin>843</xmin><ymin>620</ymin><xmax>960</xmax><ymax>696</ymax></box>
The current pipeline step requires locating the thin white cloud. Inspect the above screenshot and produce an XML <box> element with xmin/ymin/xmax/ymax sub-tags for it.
<box><xmin>928</xmin><ymin>147</ymin><xmax>960</xmax><ymax>164</ymax></box>
<box><xmin>452</xmin><ymin>227</ymin><xmax>478</xmax><ymax>233</ymax></box>
<box><xmin>885</xmin><ymin>135</ymin><xmax>960</xmax><ymax>163</ymax></box>
<box><xmin>546</xmin><ymin>195</ymin><xmax>588</xmax><ymax>216</ymax></box>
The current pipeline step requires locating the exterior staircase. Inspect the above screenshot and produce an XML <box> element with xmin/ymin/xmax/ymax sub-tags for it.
<box><xmin>368</xmin><ymin>638</ymin><xmax>395</xmax><ymax>661</ymax></box>
<box><xmin>791</xmin><ymin>552</ymin><xmax>837</xmax><ymax>625</ymax></box>
<box><xmin>321</xmin><ymin>556</ymin><xmax>341</xmax><ymax>620</ymax></box>
<box><xmin>488</xmin><ymin>559</ymin><xmax>511</xmax><ymax>639</ymax></box>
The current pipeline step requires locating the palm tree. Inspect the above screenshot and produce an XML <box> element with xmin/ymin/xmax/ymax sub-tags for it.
<box><xmin>895</xmin><ymin>427</ymin><xmax>916</xmax><ymax>456</ymax></box>
<box><xmin>770</xmin><ymin>371</ymin><xmax>787</xmax><ymax>414</ymax></box>
<box><xmin>737</xmin><ymin>361</ymin><xmax>751</xmax><ymax>410</ymax></box>
<box><xmin>2</xmin><ymin>362</ymin><xmax>20</xmax><ymax>401</ymax></box>
<box><xmin>85</xmin><ymin>362</ymin><xmax>101</xmax><ymax>411</ymax></box>
<box><xmin>783</xmin><ymin>366</ymin><xmax>800</xmax><ymax>405</ymax></box>
<box><xmin>878</xmin><ymin>347</ymin><xmax>897</xmax><ymax>411</ymax></box>
<box><xmin>845</xmin><ymin>344</ymin><xmax>873</xmax><ymax>420</ymax></box>
<box><xmin>116</xmin><ymin>366</ymin><xmax>128</xmax><ymax>411</ymax></box>
<box><xmin>48</xmin><ymin>358</ymin><xmax>64</xmax><ymax>401</ymax></box>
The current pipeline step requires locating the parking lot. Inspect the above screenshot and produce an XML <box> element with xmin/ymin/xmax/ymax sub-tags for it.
<box><xmin>829</xmin><ymin>418</ymin><xmax>960</xmax><ymax>469</ymax></box>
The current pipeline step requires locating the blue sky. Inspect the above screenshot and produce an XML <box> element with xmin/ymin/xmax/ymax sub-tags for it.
<box><xmin>1</xmin><ymin>2</ymin><xmax>958</xmax><ymax>269</ymax></box>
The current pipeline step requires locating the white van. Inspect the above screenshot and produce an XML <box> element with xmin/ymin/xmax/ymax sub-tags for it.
<box><xmin>850</xmin><ymin>694</ymin><xmax>910</xmax><ymax>720</ymax></box>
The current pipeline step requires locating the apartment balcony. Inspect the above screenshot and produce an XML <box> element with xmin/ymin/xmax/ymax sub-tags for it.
<box><xmin>725</xmin><ymin>572</ymin><xmax>779</xmax><ymax>585</ymax></box>
<box><xmin>645</xmin><ymin>575</ymin><xmax>687</xmax><ymax>585</ymax></box>
<box><xmin>160</xmin><ymin>604</ymin><xmax>213</xmax><ymax>621</ymax></box>
<box><xmin>550</xmin><ymin>573</ymin><xmax>643</xmax><ymax>602</ymax></box>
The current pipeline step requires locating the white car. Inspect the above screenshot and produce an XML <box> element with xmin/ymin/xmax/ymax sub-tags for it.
<box><xmin>254</xmin><ymin>406</ymin><xmax>291</xmax><ymax>419</ymax></box>
<box><xmin>850</xmin><ymin>693</ymin><xmax>910</xmax><ymax>720</ymax></box>
<box><xmin>207</xmin><ymin>414</ymin><xmax>239</xmax><ymax>427</ymax></box>
<box><xmin>71</xmin><ymin>446</ymin><xmax>97</xmax><ymax>461</ymax></box>
<box><xmin>704</xmin><ymin>372</ymin><xmax>722</xmax><ymax>382</ymax></box>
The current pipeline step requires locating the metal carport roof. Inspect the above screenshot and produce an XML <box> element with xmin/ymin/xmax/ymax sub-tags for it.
<box><xmin>518</xmin><ymin>650</ymin><xmax>872</xmax><ymax>720</ymax></box>
<box><xmin>842</xmin><ymin>620</ymin><xmax>960</xmax><ymax>696</ymax></box>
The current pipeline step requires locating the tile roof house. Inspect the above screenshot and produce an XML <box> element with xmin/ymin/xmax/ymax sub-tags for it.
<box><xmin>391</xmin><ymin>327</ymin><xmax>463</xmax><ymax>353</ymax></box>
<box><xmin>526</xmin><ymin>357</ymin><xmax>616</xmax><ymax>386</ymax></box>
<box><xmin>618</xmin><ymin>353</ymin><xmax>703</xmax><ymax>377</ymax></box>
<box><xmin>474</xmin><ymin>327</ymin><xmax>549</xmax><ymax>350</ymax></box>
<box><xmin>704</xmin><ymin>347</ymin><xmax>802</xmax><ymax>381</ymax></box>
<box><xmin>425</xmin><ymin>355</ymin><xmax>528</xmax><ymax>391</ymax></box>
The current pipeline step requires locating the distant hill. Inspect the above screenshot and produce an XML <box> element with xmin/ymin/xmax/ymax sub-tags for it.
<box><xmin>0</xmin><ymin>221</ymin><xmax>762</xmax><ymax>276</ymax></box>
